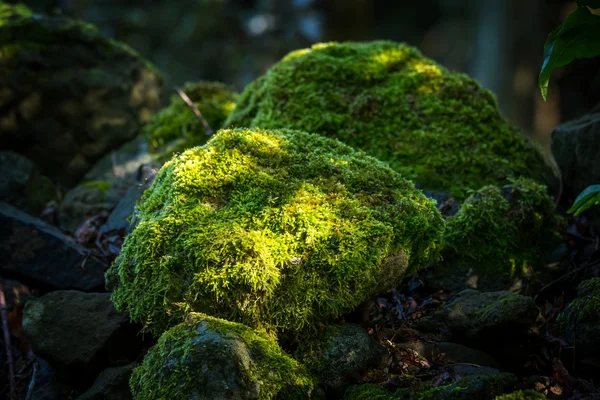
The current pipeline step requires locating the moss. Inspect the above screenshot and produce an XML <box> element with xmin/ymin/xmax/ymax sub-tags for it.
<box><xmin>106</xmin><ymin>128</ymin><xmax>445</xmax><ymax>338</ymax></box>
<box><xmin>130</xmin><ymin>313</ymin><xmax>315</xmax><ymax>400</ymax></box>
<box><xmin>418</xmin><ymin>373</ymin><xmax>517</xmax><ymax>400</ymax></box>
<box><xmin>225</xmin><ymin>41</ymin><xmax>554</xmax><ymax>199</ymax></box>
<box><xmin>441</xmin><ymin>177</ymin><xmax>562</xmax><ymax>285</ymax></box>
<box><xmin>495</xmin><ymin>390</ymin><xmax>547</xmax><ymax>400</ymax></box>
<box><xmin>559</xmin><ymin>278</ymin><xmax>600</xmax><ymax>330</ymax></box>
<box><xmin>144</xmin><ymin>81</ymin><xmax>238</xmax><ymax>160</ymax></box>
<box><xmin>343</xmin><ymin>384</ymin><xmax>396</xmax><ymax>400</ymax></box>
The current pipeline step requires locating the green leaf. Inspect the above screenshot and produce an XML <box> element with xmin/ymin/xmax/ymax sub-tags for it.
<box><xmin>578</xmin><ymin>0</ymin><xmax>600</xmax><ymax>9</ymax></box>
<box><xmin>567</xmin><ymin>184</ymin><xmax>600</xmax><ymax>216</ymax></box>
<box><xmin>539</xmin><ymin>6</ymin><xmax>600</xmax><ymax>100</ymax></box>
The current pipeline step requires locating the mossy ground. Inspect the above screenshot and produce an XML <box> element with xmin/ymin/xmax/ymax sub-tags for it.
<box><xmin>441</xmin><ymin>177</ymin><xmax>563</xmax><ymax>286</ymax></box>
<box><xmin>106</xmin><ymin>128</ymin><xmax>444</xmax><ymax>339</ymax></box>
<box><xmin>225</xmin><ymin>41</ymin><xmax>554</xmax><ymax>199</ymax></box>
<box><xmin>144</xmin><ymin>81</ymin><xmax>237</xmax><ymax>160</ymax></box>
<box><xmin>130</xmin><ymin>313</ymin><xmax>315</xmax><ymax>400</ymax></box>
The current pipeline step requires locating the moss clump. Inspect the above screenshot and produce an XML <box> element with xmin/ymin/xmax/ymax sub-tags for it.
<box><xmin>144</xmin><ymin>81</ymin><xmax>237</xmax><ymax>159</ymax></box>
<box><xmin>343</xmin><ymin>384</ymin><xmax>396</xmax><ymax>400</ymax></box>
<box><xmin>438</xmin><ymin>177</ymin><xmax>562</xmax><ymax>291</ymax></box>
<box><xmin>106</xmin><ymin>128</ymin><xmax>444</xmax><ymax>338</ymax></box>
<box><xmin>225</xmin><ymin>41</ymin><xmax>554</xmax><ymax>199</ymax></box>
<box><xmin>495</xmin><ymin>390</ymin><xmax>547</xmax><ymax>400</ymax></box>
<box><xmin>559</xmin><ymin>278</ymin><xmax>600</xmax><ymax>330</ymax></box>
<box><xmin>130</xmin><ymin>313</ymin><xmax>315</xmax><ymax>400</ymax></box>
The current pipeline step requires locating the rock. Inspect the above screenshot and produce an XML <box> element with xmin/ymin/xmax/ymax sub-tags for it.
<box><xmin>76</xmin><ymin>364</ymin><xmax>136</xmax><ymax>400</ymax></box>
<box><xmin>0</xmin><ymin>3</ymin><xmax>162</xmax><ymax>187</ymax></box>
<box><xmin>29</xmin><ymin>358</ymin><xmax>59</xmax><ymax>400</ymax></box>
<box><xmin>59</xmin><ymin>178</ymin><xmax>133</xmax><ymax>233</ymax></box>
<box><xmin>558</xmin><ymin>278</ymin><xmax>600</xmax><ymax>376</ymax></box>
<box><xmin>397</xmin><ymin>340</ymin><xmax>501</xmax><ymax>369</ymax></box>
<box><xmin>0</xmin><ymin>202</ymin><xmax>106</xmax><ymax>291</ymax></box>
<box><xmin>420</xmin><ymin>373</ymin><xmax>517</xmax><ymax>399</ymax></box>
<box><xmin>298</xmin><ymin>324</ymin><xmax>388</xmax><ymax>396</ymax></box>
<box><xmin>23</xmin><ymin>291</ymin><xmax>142</xmax><ymax>386</ymax></box>
<box><xmin>84</xmin><ymin>137</ymin><xmax>155</xmax><ymax>182</ymax></box>
<box><xmin>415</xmin><ymin>289</ymin><xmax>540</xmax><ymax>346</ymax></box>
<box><xmin>0</xmin><ymin>152</ymin><xmax>55</xmax><ymax>216</ymax></box>
<box><xmin>422</xmin><ymin>190</ymin><xmax>460</xmax><ymax>217</ymax></box>
<box><xmin>100</xmin><ymin>182</ymin><xmax>150</xmax><ymax>233</ymax></box>
<box><xmin>130</xmin><ymin>313</ymin><xmax>316</xmax><ymax>399</ymax></box>
<box><xmin>551</xmin><ymin>111</ymin><xmax>600</xmax><ymax>202</ymax></box>
<box><xmin>105</xmin><ymin>128</ymin><xmax>445</xmax><ymax>337</ymax></box>
<box><xmin>427</xmin><ymin>178</ymin><xmax>563</xmax><ymax>293</ymax></box>
<box><xmin>226</xmin><ymin>41</ymin><xmax>556</xmax><ymax>199</ymax></box>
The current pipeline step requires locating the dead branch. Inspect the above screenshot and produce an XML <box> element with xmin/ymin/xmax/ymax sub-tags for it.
<box><xmin>174</xmin><ymin>86</ymin><xmax>214</xmax><ymax>136</ymax></box>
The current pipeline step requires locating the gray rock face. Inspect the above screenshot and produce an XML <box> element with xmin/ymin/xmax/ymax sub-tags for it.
<box><xmin>0</xmin><ymin>4</ymin><xmax>162</xmax><ymax>187</ymax></box>
<box><xmin>415</xmin><ymin>289</ymin><xmax>540</xmax><ymax>345</ymax></box>
<box><xmin>423</xmin><ymin>373</ymin><xmax>517</xmax><ymax>400</ymax></box>
<box><xmin>0</xmin><ymin>203</ymin><xmax>106</xmax><ymax>291</ymax></box>
<box><xmin>76</xmin><ymin>364</ymin><xmax>136</xmax><ymax>400</ymax></box>
<box><xmin>299</xmin><ymin>324</ymin><xmax>388</xmax><ymax>397</ymax></box>
<box><xmin>551</xmin><ymin>110</ymin><xmax>600</xmax><ymax>201</ymax></box>
<box><xmin>101</xmin><ymin>182</ymin><xmax>151</xmax><ymax>233</ymax></box>
<box><xmin>0</xmin><ymin>152</ymin><xmax>55</xmax><ymax>216</ymax></box>
<box><xmin>23</xmin><ymin>291</ymin><xmax>142</xmax><ymax>386</ymax></box>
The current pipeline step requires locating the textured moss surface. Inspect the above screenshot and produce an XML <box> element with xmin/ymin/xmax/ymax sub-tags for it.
<box><xmin>495</xmin><ymin>390</ymin><xmax>546</xmax><ymax>400</ymax></box>
<box><xmin>106</xmin><ymin>128</ymin><xmax>444</xmax><ymax>337</ymax></box>
<box><xmin>436</xmin><ymin>177</ymin><xmax>563</xmax><ymax>291</ymax></box>
<box><xmin>559</xmin><ymin>278</ymin><xmax>600</xmax><ymax>331</ymax></box>
<box><xmin>0</xmin><ymin>2</ymin><xmax>162</xmax><ymax>186</ymax></box>
<box><xmin>225</xmin><ymin>41</ymin><xmax>554</xmax><ymax>198</ymax></box>
<box><xmin>144</xmin><ymin>81</ymin><xmax>237</xmax><ymax>160</ymax></box>
<box><xmin>130</xmin><ymin>313</ymin><xmax>315</xmax><ymax>400</ymax></box>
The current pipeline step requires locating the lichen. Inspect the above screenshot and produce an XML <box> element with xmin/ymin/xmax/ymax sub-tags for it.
<box><xmin>225</xmin><ymin>41</ymin><xmax>555</xmax><ymax>199</ymax></box>
<box><xmin>130</xmin><ymin>313</ymin><xmax>315</xmax><ymax>400</ymax></box>
<box><xmin>144</xmin><ymin>81</ymin><xmax>238</xmax><ymax>160</ymax></box>
<box><xmin>106</xmin><ymin>128</ymin><xmax>445</xmax><ymax>339</ymax></box>
<box><xmin>439</xmin><ymin>177</ymin><xmax>563</xmax><ymax>287</ymax></box>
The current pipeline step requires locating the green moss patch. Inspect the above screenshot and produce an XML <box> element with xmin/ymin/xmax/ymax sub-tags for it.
<box><xmin>144</xmin><ymin>81</ymin><xmax>237</xmax><ymax>160</ymax></box>
<box><xmin>130</xmin><ymin>313</ymin><xmax>315</xmax><ymax>400</ymax></box>
<box><xmin>106</xmin><ymin>128</ymin><xmax>444</xmax><ymax>338</ymax></box>
<box><xmin>226</xmin><ymin>41</ymin><xmax>554</xmax><ymax>199</ymax></box>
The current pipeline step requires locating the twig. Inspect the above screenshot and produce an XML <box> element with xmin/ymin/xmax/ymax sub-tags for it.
<box><xmin>0</xmin><ymin>281</ymin><xmax>15</xmax><ymax>400</ymax></box>
<box><xmin>534</xmin><ymin>260</ymin><xmax>600</xmax><ymax>302</ymax></box>
<box><xmin>24</xmin><ymin>360</ymin><xmax>38</xmax><ymax>400</ymax></box>
<box><xmin>174</xmin><ymin>87</ymin><xmax>214</xmax><ymax>136</ymax></box>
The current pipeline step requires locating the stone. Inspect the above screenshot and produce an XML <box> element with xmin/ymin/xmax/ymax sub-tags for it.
<box><xmin>76</xmin><ymin>364</ymin><xmax>136</xmax><ymax>400</ymax></box>
<box><xmin>0</xmin><ymin>3</ymin><xmax>162</xmax><ymax>187</ymax></box>
<box><xmin>0</xmin><ymin>151</ymin><xmax>55</xmax><ymax>216</ymax></box>
<box><xmin>298</xmin><ymin>324</ymin><xmax>388</xmax><ymax>397</ymax></box>
<box><xmin>396</xmin><ymin>341</ymin><xmax>501</xmax><ymax>369</ymax></box>
<box><xmin>100</xmin><ymin>182</ymin><xmax>150</xmax><ymax>233</ymax></box>
<box><xmin>0</xmin><ymin>202</ymin><xmax>106</xmax><ymax>291</ymax></box>
<box><xmin>23</xmin><ymin>291</ymin><xmax>142</xmax><ymax>386</ymax></box>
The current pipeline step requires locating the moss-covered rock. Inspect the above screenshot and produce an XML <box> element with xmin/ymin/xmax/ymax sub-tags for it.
<box><xmin>130</xmin><ymin>313</ymin><xmax>315</xmax><ymax>400</ymax></box>
<box><xmin>106</xmin><ymin>128</ymin><xmax>445</xmax><ymax>337</ymax></box>
<box><xmin>495</xmin><ymin>390</ymin><xmax>546</xmax><ymax>400</ymax></box>
<box><xmin>418</xmin><ymin>373</ymin><xmax>517</xmax><ymax>400</ymax></box>
<box><xmin>343</xmin><ymin>384</ymin><xmax>396</xmax><ymax>400</ymax></box>
<box><xmin>428</xmin><ymin>177</ymin><xmax>563</xmax><ymax>293</ymax></box>
<box><xmin>144</xmin><ymin>81</ymin><xmax>237</xmax><ymax>160</ymax></box>
<box><xmin>0</xmin><ymin>3</ymin><xmax>162</xmax><ymax>186</ymax></box>
<box><xmin>225</xmin><ymin>41</ymin><xmax>555</xmax><ymax>198</ymax></box>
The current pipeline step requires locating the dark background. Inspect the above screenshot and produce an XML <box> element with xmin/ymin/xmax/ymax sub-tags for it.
<box><xmin>17</xmin><ymin>0</ymin><xmax>600</xmax><ymax>149</ymax></box>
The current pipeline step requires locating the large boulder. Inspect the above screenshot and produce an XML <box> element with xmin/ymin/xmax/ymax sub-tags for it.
<box><xmin>0</xmin><ymin>151</ymin><xmax>55</xmax><ymax>216</ymax></box>
<box><xmin>428</xmin><ymin>178</ymin><xmax>563</xmax><ymax>293</ymax></box>
<box><xmin>144</xmin><ymin>81</ymin><xmax>238</xmax><ymax>161</ymax></box>
<box><xmin>0</xmin><ymin>202</ymin><xmax>106</xmax><ymax>291</ymax></box>
<box><xmin>106</xmin><ymin>128</ymin><xmax>445</xmax><ymax>338</ymax></box>
<box><xmin>130</xmin><ymin>313</ymin><xmax>316</xmax><ymax>400</ymax></box>
<box><xmin>225</xmin><ymin>41</ymin><xmax>555</xmax><ymax>198</ymax></box>
<box><xmin>23</xmin><ymin>291</ymin><xmax>142</xmax><ymax>386</ymax></box>
<box><xmin>0</xmin><ymin>3</ymin><xmax>162</xmax><ymax>187</ymax></box>
<box><xmin>76</xmin><ymin>364</ymin><xmax>136</xmax><ymax>400</ymax></box>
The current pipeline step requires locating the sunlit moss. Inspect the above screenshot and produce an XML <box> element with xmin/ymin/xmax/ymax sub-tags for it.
<box><xmin>495</xmin><ymin>390</ymin><xmax>547</xmax><ymax>400</ymax></box>
<box><xmin>226</xmin><ymin>41</ymin><xmax>555</xmax><ymax>199</ymax></box>
<box><xmin>130</xmin><ymin>313</ymin><xmax>316</xmax><ymax>400</ymax></box>
<box><xmin>144</xmin><ymin>81</ymin><xmax>238</xmax><ymax>160</ymax></box>
<box><xmin>106</xmin><ymin>128</ymin><xmax>445</xmax><ymax>338</ymax></box>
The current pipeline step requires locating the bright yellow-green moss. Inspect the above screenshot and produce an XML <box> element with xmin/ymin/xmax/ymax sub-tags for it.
<box><xmin>225</xmin><ymin>41</ymin><xmax>555</xmax><ymax>199</ymax></box>
<box><xmin>130</xmin><ymin>313</ymin><xmax>316</xmax><ymax>400</ymax></box>
<box><xmin>106</xmin><ymin>128</ymin><xmax>445</xmax><ymax>338</ymax></box>
<box><xmin>144</xmin><ymin>81</ymin><xmax>238</xmax><ymax>160</ymax></box>
<box><xmin>442</xmin><ymin>177</ymin><xmax>562</xmax><ymax>283</ymax></box>
<box><xmin>495</xmin><ymin>390</ymin><xmax>547</xmax><ymax>400</ymax></box>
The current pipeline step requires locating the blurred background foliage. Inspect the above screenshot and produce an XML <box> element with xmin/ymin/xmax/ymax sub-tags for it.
<box><xmin>16</xmin><ymin>0</ymin><xmax>600</xmax><ymax>148</ymax></box>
